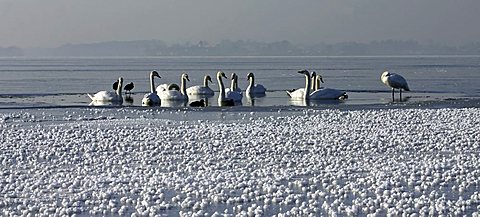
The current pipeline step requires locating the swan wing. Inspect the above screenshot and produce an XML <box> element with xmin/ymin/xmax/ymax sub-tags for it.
<box><xmin>88</xmin><ymin>91</ymin><xmax>118</xmax><ymax>102</ymax></box>
<box><xmin>187</xmin><ymin>86</ymin><xmax>214</xmax><ymax>96</ymax></box>
<box><xmin>142</xmin><ymin>93</ymin><xmax>160</xmax><ymax>106</ymax></box>
<box><xmin>159</xmin><ymin>90</ymin><xmax>186</xmax><ymax>101</ymax></box>
<box><xmin>388</xmin><ymin>74</ymin><xmax>410</xmax><ymax>91</ymax></box>
<box><xmin>226</xmin><ymin>90</ymin><xmax>243</xmax><ymax>101</ymax></box>
<box><xmin>156</xmin><ymin>83</ymin><xmax>169</xmax><ymax>93</ymax></box>
<box><xmin>309</xmin><ymin>88</ymin><xmax>345</xmax><ymax>100</ymax></box>
<box><xmin>286</xmin><ymin>88</ymin><xmax>305</xmax><ymax>99</ymax></box>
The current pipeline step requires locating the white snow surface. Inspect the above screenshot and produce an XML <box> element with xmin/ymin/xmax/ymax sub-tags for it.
<box><xmin>1</xmin><ymin>108</ymin><xmax>479</xmax><ymax>216</ymax></box>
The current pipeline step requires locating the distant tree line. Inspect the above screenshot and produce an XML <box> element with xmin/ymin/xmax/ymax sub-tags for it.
<box><xmin>4</xmin><ymin>40</ymin><xmax>480</xmax><ymax>57</ymax></box>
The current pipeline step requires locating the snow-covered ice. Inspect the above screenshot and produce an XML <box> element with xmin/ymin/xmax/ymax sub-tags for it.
<box><xmin>0</xmin><ymin>107</ymin><xmax>479</xmax><ymax>216</ymax></box>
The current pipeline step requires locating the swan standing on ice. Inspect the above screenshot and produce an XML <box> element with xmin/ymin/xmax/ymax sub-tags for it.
<box><xmin>88</xmin><ymin>77</ymin><xmax>124</xmax><ymax>104</ymax></box>
<box><xmin>159</xmin><ymin>73</ymin><xmax>190</xmax><ymax>101</ymax></box>
<box><xmin>225</xmin><ymin>73</ymin><xmax>242</xmax><ymax>102</ymax></box>
<box><xmin>186</xmin><ymin>75</ymin><xmax>214</xmax><ymax>96</ymax></box>
<box><xmin>141</xmin><ymin>71</ymin><xmax>161</xmax><ymax>106</ymax></box>
<box><xmin>216</xmin><ymin>71</ymin><xmax>236</xmax><ymax>106</ymax></box>
<box><xmin>246</xmin><ymin>72</ymin><xmax>266</xmax><ymax>97</ymax></box>
<box><xmin>381</xmin><ymin>71</ymin><xmax>410</xmax><ymax>101</ymax></box>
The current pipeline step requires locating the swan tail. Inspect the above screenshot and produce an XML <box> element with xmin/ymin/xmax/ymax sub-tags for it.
<box><xmin>286</xmin><ymin>90</ymin><xmax>293</xmax><ymax>97</ymax></box>
<box><xmin>87</xmin><ymin>93</ymin><xmax>95</xmax><ymax>100</ymax></box>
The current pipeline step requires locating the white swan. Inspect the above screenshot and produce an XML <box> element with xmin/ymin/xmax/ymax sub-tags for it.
<box><xmin>290</xmin><ymin>70</ymin><xmax>347</xmax><ymax>100</ymax></box>
<box><xmin>186</xmin><ymin>75</ymin><xmax>214</xmax><ymax>96</ymax></box>
<box><xmin>381</xmin><ymin>71</ymin><xmax>410</xmax><ymax>100</ymax></box>
<box><xmin>225</xmin><ymin>73</ymin><xmax>242</xmax><ymax>101</ymax></box>
<box><xmin>88</xmin><ymin>77</ymin><xmax>123</xmax><ymax>104</ymax></box>
<box><xmin>159</xmin><ymin>73</ymin><xmax>189</xmax><ymax>101</ymax></box>
<box><xmin>286</xmin><ymin>71</ymin><xmax>316</xmax><ymax>98</ymax></box>
<box><xmin>216</xmin><ymin>71</ymin><xmax>236</xmax><ymax>106</ymax></box>
<box><xmin>246</xmin><ymin>72</ymin><xmax>266</xmax><ymax>96</ymax></box>
<box><xmin>141</xmin><ymin>71</ymin><xmax>161</xmax><ymax>106</ymax></box>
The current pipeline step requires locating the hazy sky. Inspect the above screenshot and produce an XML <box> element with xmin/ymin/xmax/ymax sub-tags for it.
<box><xmin>1</xmin><ymin>0</ymin><xmax>480</xmax><ymax>47</ymax></box>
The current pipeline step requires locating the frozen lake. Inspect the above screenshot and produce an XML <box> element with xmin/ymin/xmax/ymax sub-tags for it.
<box><xmin>1</xmin><ymin>56</ymin><xmax>480</xmax><ymax>108</ymax></box>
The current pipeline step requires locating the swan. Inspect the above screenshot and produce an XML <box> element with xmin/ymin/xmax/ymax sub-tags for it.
<box><xmin>225</xmin><ymin>73</ymin><xmax>242</xmax><ymax>101</ymax></box>
<box><xmin>88</xmin><ymin>77</ymin><xmax>123</xmax><ymax>104</ymax></box>
<box><xmin>159</xmin><ymin>73</ymin><xmax>189</xmax><ymax>101</ymax></box>
<box><xmin>141</xmin><ymin>71</ymin><xmax>161</xmax><ymax>106</ymax></box>
<box><xmin>286</xmin><ymin>71</ymin><xmax>316</xmax><ymax>98</ymax></box>
<box><xmin>246</xmin><ymin>72</ymin><xmax>266</xmax><ymax>96</ymax></box>
<box><xmin>216</xmin><ymin>71</ymin><xmax>236</xmax><ymax>106</ymax></box>
<box><xmin>186</xmin><ymin>75</ymin><xmax>214</xmax><ymax>96</ymax></box>
<box><xmin>290</xmin><ymin>70</ymin><xmax>347</xmax><ymax>100</ymax></box>
<box><xmin>381</xmin><ymin>71</ymin><xmax>410</xmax><ymax>100</ymax></box>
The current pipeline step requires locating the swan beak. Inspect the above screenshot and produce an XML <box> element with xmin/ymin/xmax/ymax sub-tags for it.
<box><xmin>298</xmin><ymin>70</ymin><xmax>308</xmax><ymax>74</ymax></box>
<box><xmin>320</xmin><ymin>77</ymin><xmax>324</xmax><ymax>83</ymax></box>
<box><xmin>222</xmin><ymin>74</ymin><xmax>227</xmax><ymax>79</ymax></box>
<box><xmin>186</xmin><ymin>76</ymin><xmax>190</xmax><ymax>81</ymax></box>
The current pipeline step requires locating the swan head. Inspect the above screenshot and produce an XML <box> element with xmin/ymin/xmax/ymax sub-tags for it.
<box><xmin>317</xmin><ymin>75</ymin><xmax>324</xmax><ymax>83</ymax></box>
<box><xmin>230</xmin><ymin>73</ymin><xmax>238</xmax><ymax>80</ymax></box>
<box><xmin>382</xmin><ymin>71</ymin><xmax>391</xmax><ymax>78</ymax></box>
<box><xmin>247</xmin><ymin>72</ymin><xmax>254</xmax><ymax>80</ymax></box>
<box><xmin>151</xmin><ymin>70</ymin><xmax>161</xmax><ymax>78</ymax></box>
<box><xmin>217</xmin><ymin>71</ymin><xmax>227</xmax><ymax>79</ymax></box>
<box><xmin>298</xmin><ymin>70</ymin><xmax>310</xmax><ymax>76</ymax></box>
<box><xmin>205</xmin><ymin>75</ymin><xmax>212</xmax><ymax>83</ymax></box>
<box><xmin>118</xmin><ymin>77</ymin><xmax>123</xmax><ymax>84</ymax></box>
<box><xmin>182</xmin><ymin>73</ymin><xmax>190</xmax><ymax>82</ymax></box>
<box><xmin>311</xmin><ymin>71</ymin><xmax>316</xmax><ymax>78</ymax></box>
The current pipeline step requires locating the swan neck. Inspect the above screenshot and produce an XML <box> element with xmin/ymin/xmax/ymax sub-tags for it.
<box><xmin>247</xmin><ymin>76</ymin><xmax>254</xmax><ymax>92</ymax></box>
<box><xmin>218</xmin><ymin>75</ymin><xmax>226</xmax><ymax>100</ymax></box>
<box><xmin>116</xmin><ymin>81</ymin><xmax>123</xmax><ymax>96</ymax></box>
<box><xmin>304</xmin><ymin>74</ymin><xmax>311</xmax><ymax>100</ymax></box>
<box><xmin>230</xmin><ymin>78</ymin><xmax>235</xmax><ymax>90</ymax></box>
<box><xmin>315</xmin><ymin>76</ymin><xmax>321</xmax><ymax>90</ymax></box>
<box><xmin>311</xmin><ymin>76</ymin><xmax>316</xmax><ymax>91</ymax></box>
<box><xmin>181</xmin><ymin>77</ymin><xmax>187</xmax><ymax>96</ymax></box>
<box><xmin>150</xmin><ymin>74</ymin><xmax>156</xmax><ymax>93</ymax></box>
<box><xmin>204</xmin><ymin>76</ymin><xmax>209</xmax><ymax>87</ymax></box>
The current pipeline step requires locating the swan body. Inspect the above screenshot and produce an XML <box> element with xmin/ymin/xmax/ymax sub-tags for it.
<box><xmin>217</xmin><ymin>71</ymin><xmax>236</xmax><ymax>106</ymax></box>
<box><xmin>159</xmin><ymin>73</ymin><xmax>189</xmax><ymax>101</ymax></box>
<box><xmin>88</xmin><ymin>77</ymin><xmax>123</xmax><ymax>104</ymax></box>
<box><xmin>246</xmin><ymin>72</ymin><xmax>266</xmax><ymax>96</ymax></box>
<box><xmin>186</xmin><ymin>75</ymin><xmax>214</xmax><ymax>96</ymax></box>
<box><xmin>381</xmin><ymin>71</ymin><xmax>410</xmax><ymax>100</ymax></box>
<box><xmin>156</xmin><ymin>83</ymin><xmax>180</xmax><ymax>93</ymax></box>
<box><xmin>142</xmin><ymin>71</ymin><xmax>161</xmax><ymax>106</ymax></box>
